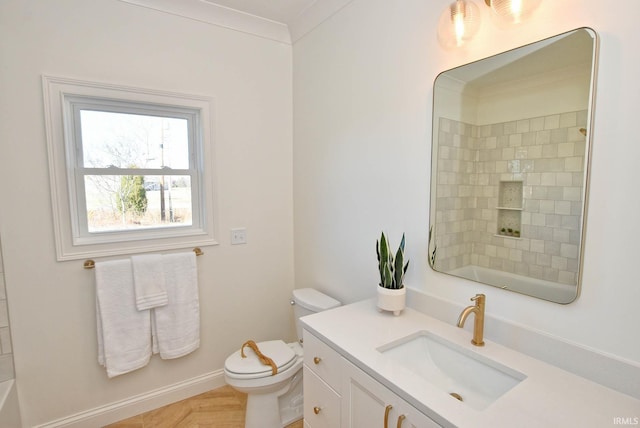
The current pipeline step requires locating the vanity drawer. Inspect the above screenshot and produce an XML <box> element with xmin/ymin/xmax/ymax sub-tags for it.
<box><xmin>303</xmin><ymin>329</ymin><xmax>342</xmax><ymax>393</ymax></box>
<box><xmin>304</xmin><ymin>366</ymin><xmax>341</xmax><ymax>428</ymax></box>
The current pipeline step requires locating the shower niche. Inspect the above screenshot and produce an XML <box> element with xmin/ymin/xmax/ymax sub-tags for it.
<box><xmin>496</xmin><ymin>181</ymin><xmax>522</xmax><ymax>238</ymax></box>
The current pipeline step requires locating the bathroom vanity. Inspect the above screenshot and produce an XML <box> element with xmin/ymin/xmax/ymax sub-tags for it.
<box><xmin>301</xmin><ymin>300</ymin><xmax>640</xmax><ymax>428</ymax></box>
<box><xmin>303</xmin><ymin>328</ymin><xmax>438</xmax><ymax>427</ymax></box>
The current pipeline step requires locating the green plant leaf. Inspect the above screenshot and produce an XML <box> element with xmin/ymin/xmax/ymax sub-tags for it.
<box><xmin>377</xmin><ymin>231</ymin><xmax>410</xmax><ymax>289</ymax></box>
<box><xmin>394</xmin><ymin>247</ymin><xmax>404</xmax><ymax>288</ymax></box>
<box><xmin>383</xmin><ymin>262</ymin><xmax>393</xmax><ymax>288</ymax></box>
<box><xmin>378</xmin><ymin>232</ymin><xmax>389</xmax><ymax>284</ymax></box>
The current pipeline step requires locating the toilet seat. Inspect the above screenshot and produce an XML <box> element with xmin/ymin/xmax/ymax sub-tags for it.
<box><xmin>225</xmin><ymin>340</ymin><xmax>297</xmax><ymax>380</ymax></box>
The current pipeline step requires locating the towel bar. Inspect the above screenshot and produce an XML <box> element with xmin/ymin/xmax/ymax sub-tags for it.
<box><xmin>84</xmin><ymin>247</ymin><xmax>204</xmax><ymax>269</ymax></box>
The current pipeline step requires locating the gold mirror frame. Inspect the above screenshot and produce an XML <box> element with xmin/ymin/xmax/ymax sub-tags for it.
<box><xmin>429</xmin><ymin>28</ymin><xmax>599</xmax><ymax>304</ymax></box>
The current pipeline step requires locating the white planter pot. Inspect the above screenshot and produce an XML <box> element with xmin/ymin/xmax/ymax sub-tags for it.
<box><xmin>377</xmin><ymin>286</ymin><xmax>406</xmax><ymax>316</ymax></box>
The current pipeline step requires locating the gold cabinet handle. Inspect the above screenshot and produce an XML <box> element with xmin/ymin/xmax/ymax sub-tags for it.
<box><xmin>397</xmin><ymin>414</ymin><xmax>406</xmax><ymax>428</ymax></box>
<box><xmin>313</xmin><ymin>356</ymin><xmax>321</xmax><ymax>364</ymax></box>
<box><xmin>313</xmin><ymin>406</ymin><xmax>321</xmax><ymax>415</ymax></box>
<box><xmin>384</xmin><ymin>405</ymin><xmax>393</xmax><ymax>428</ymax></box>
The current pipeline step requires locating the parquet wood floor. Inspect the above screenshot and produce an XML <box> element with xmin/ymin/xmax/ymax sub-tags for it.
<box><xmin>104</xmin><ymin>385</ymin><xmax>304</xmax><ymax>428</ymax></box>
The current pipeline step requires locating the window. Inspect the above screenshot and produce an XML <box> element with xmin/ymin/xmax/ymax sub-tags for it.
<box><xmin>43</xmin><ymin>76</ymin><xmax>217</xmax><ymax>260</ymax></box>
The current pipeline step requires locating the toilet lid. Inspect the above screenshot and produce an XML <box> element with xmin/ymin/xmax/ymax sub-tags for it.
<box><xmin>225</xmin><ymin>340</ymin><xmax>297</xmax><ymax>379</ymax></box>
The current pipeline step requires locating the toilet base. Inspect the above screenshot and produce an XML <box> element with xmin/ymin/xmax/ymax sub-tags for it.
<box><xmin>278</xmin><ymin>370</ymin><xmax>304</xmax><ymax>426</ymax></box>
<box><xmin>243</xmin><ymin>368</ymin><xmax>303</xmax><ymax>428</ymax></box>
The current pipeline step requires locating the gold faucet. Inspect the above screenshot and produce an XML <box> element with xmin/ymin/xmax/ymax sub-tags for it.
<box><xmin>456</xmin><ymin>294</ymin><xmax>485</xmax><ymax>346</ymax></box>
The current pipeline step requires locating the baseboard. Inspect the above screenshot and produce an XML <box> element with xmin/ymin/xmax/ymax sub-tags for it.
<box><xmin>34</xmin><ymin>370</ymin><xmax>226</xmax><ymax>428</ymax></box>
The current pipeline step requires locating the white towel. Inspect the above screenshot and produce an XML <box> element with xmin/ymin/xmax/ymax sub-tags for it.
<box><xmin>95</xmin><ymin>259</ymin><xmax>152</xmax><ymax>378</ymax></box>
<box><xmin>152</xmin><ymin>252</ymin><xmax>200</xmax><ymax>359</ymax></box>
<box><xmin>131</xmin><ymin>254</ymin><xmax>168</xmax><ymax>311</ymax></box>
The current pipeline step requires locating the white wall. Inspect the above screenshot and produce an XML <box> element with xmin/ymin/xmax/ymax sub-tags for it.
<box><xmin>0</xmin><ymin>0</ymin><xmax>294</xmax><ymax>425</ymax></box>
<box><xmin>293</xmin><ymin>0</ymin><xmax>640</xmax><ymax>370</ymax></box>
<box><xmin>476</xmin><ymin>70</ymin><xmax>592</xmax><ymax>125</ymax></box>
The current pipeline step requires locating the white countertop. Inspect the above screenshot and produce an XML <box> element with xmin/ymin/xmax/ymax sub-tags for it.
<box><xmin>301</xmin><ymin>299</ymin><xmax>640</xmax><ymax>428</ymax></box>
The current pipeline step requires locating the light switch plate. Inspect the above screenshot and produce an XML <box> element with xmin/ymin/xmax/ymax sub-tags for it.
<box><xmin>231</xmin><ymin>228</ymin><xmax>247</xmax><ymax>245</ymax></box>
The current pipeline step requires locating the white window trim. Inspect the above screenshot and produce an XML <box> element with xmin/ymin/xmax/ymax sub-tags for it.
<box><xmin>43</xmin><ymin>75</ymin><xmax>218</xmax><ymax>261</ymax></box>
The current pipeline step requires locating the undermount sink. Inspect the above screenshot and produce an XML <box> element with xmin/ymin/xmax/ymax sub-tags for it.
<box><xmin>377</xmin><ymin>331</ymin><xmax>526</xmax><ymax>410</ymax></box>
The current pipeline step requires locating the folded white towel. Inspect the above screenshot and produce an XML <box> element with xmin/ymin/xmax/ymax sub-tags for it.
<box><xmin>131</xmin><ymin>254</ymin><xmax>168</xmax><ymax>311</ymax></box>
<box><xmin>95</xmin><ymin>259</ymin><xmax>152</xmax><ymax>378</ymax></box>
<box><xmin>152</xmin><ymin>252</ymin><xmax>200</xmax><ymax>359</ymax></box>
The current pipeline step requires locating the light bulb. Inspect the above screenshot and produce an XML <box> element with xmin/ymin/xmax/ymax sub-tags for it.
<box><xmin>510</xmin><ymin>0</ymin><xmax>522</xmax><ymax>23</ymax></box>
<box><xmin>488</xmin><ymin>0</ymin><xmax>541</xmax><ymax>25</ymax></box>
<box><xmin>438</xmin><ymin>0</ymin><xmax>481</xmax><ymax>49</ymax></box>
<box><xmin>453</xmin><ymin>7</ymin><xmax>466</xmax><ymax>45</ymax></box>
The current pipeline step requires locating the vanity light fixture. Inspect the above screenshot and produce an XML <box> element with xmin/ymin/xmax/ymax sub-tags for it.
<box><xmin>438</xmin><ymin>0</ymin><xmax>542</xmax><ymax>48</ymax></box>
<box><xmin>484</xmin><ymin>0</ymin><xmax>541</xmax><ymax>24</ymax></box>
<box><xmin>437</xmin><ymin>0</ymin><xmax>481</xmax><ymax>48</ymax></box>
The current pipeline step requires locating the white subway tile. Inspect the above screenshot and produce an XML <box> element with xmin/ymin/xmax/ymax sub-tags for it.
<box><xmin>545</xmin><ymin>214</ymin><xmax>562</xmax><ymax>227</ymax></box>
<box><xmin>543</xmin><ymin>143</ymin><xmax>559</xmax><ymax>158</ymax></box>
<box><xmin>509</xmin><ymin>134</ymin><xmax>522</xmax><ymax>147</ymax></box>
<box><xmin>530</xmin><ymin>116</ymin><xmax>545</xmax><ymax>131</ymax></box>
<box><xmin>556</xmin><ymin>172</ymin><xmax>573</xmax><ymax>186</ymax></box>
<box><xmin>536</xmin><ymin>130</ymin><xmax>551</xmax><ymax>144</ymax></box>
<box><xmin>552</xmin><ymin>256</ymin><xmax>569</xmax><ymax>270</ymax></box>
<box><xmin>545</xmin><ymin>241</ymin><xmax>562</xmax><ymax>256</ymax></box>
<box><xmin>536</xmin><ymin>253</ymin><xmax>552</xmax><ymax>267</ymax></box>
<box><xmin>540</xmin><ymin>200</ymin><xmax>555</xmax><ymax>214</ymax></box>
<box><xmin>544</xmin><ymin>114</ymin><xmax>560</xmax><ymax>129</ymax></box>
<box><xmin>541</xmin><ymin>172</ymin><xmax>557</xmax><ymax>185</ymax></box>
<box><xmin>547</xmin><ymin>186</ymin><xmax>564</xmax><ymax>201</ymax></box>
<box><xmin>563</xmin><ymin>187</ymin><xmax>583</xmax><ymax>201</ymax></box>
<box><xmin>560</xmin><ymin>112</ymin><xmax>577</xmax><ymax>128</ymax></box>
<box><xmin>565</xmin><ymin>156</ymin><xmax>585</xmax><ymax>172</ymax></box>
<box><xmin>531</xmin><ymin>239</ymin><xmax>545</xmax><ymax>253</ymax></box>
<box><xmin>555</xmin><ymin>201</ymin><xmax>571</xmax><ymax>215</ymax></box>
<box><xmin>551</xmin><ymin>128</ymin><xmax>568</xmax><ymax>143</ymax></box>
<box><xmin>561</xmin><ymin>243</ymin><xmax>579</xmax><ymax>259</ymax></box>
<box><xmin>516</xmin><ymin>119</ymin><xmax>530</xmax><ymax>133</ymax></box>
<box><xmin>0</xmin><ymin>302</ymin><xmax>7</xmax><ymax>328</ymax></box>
<box><xmin>509</xmin><ymin>248</ymin><xmax>523</xmax><ymax>262</ymax></box>
<box><xmin>0</xmin><ymin>355</ymin><xmax>14</xmax><ymax>382</ymax></box>
<box><xmin>558</xmin><ymin>142</ymin><xmax>575</xmax><ymax>157</ymax></box>
<box><xmin>558</xmin><ymin>270</ymin><xmax>577</xmax><ymax>285</ymax></box>
<box><xmin>0</xmin><ymin>328</ymin><xmax>11</xmax><ymax>354</ymax></box>
<box><xmin>554</xmin><ymin>229</ymin><xmax>571</xmax><ymax>243</ymax></box>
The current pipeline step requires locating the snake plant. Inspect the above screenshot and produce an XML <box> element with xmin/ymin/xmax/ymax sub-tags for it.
<box><xmin>376</xmin><ymin>232</ymin><xmax>409</xmax><ymax>289</ymax></box>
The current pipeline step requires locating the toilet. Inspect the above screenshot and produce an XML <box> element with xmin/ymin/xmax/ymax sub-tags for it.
<box><xmin>224</xmin><ymin>288</ymin><xmax>341</xmax><ymax>428</ymax></box>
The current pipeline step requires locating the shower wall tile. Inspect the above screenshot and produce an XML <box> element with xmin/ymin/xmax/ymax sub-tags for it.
<box><xmin>0</xmin><ymin>236</ymin><xmax>14</xmax><ymax>382</ymax></box>
<box><xmin>0</xmin><ymin>328</ymin><xmax>12</xmax><ymax>354</ymax></box>
<box><xmin>0</xmin><ymin>355</ymin><xmax>13</xmax><ymax>382</ymax></box>
<box><xmin>434</xmin><ymin>110</ymin><xmax>587</xmax><ymax>285</ymax></box>
<box><xmin>0</xmin><ymin>302</ymin><xmax>7</xmax><ymax>328</ymax></box>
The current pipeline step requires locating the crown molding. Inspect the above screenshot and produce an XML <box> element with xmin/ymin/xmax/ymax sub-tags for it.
<box><xmin>117</xmin><ymin>0</ymin><xmax>292</xmax><ymax>44</ymax></box>
<box><xmin>289</xmin><ymin>0</ymin><xmax>354</xmax><ymax>43</ymax></box>
<box><xmin>117</xmin><ymin>0</ymin><xmax>354</xmax><ymax>45</ymax></box>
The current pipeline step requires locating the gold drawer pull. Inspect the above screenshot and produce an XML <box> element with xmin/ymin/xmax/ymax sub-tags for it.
<box><xmin>384</xmin><ymin>405</ymin><xmax>393</xmax><ymax>428</ymax></box>
<box><xmin>313</xmin><ymin>406</ymin><xmax>321</xmax><ymax>415</ymax></box>
<box><xmin>397</xmin><ymin>414</ymin><xmax>406</xmax><ymax>428</ymax></box>
<box><xmin>313</xmin><ymin>356</ymin><xmax>321</xmax><ymax>364</ymax></box>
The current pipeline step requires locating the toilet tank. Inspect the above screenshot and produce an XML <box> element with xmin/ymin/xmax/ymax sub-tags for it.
<box><xmin>292</xmin><ymin>288</ymin><xmax>340</xmax><ymax>343</ymax></box>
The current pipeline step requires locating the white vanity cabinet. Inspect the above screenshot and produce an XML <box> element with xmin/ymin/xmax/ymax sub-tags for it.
<box><xmin>341</xmin><ymin>358</ymin><xmax>441</xmax><ymax>428</ymax></box>
<box><xmin>303</xmin><ymin>329</ymin><xmax>343</xmax><ymax>428</ymax></box>
<box><xmin>302</xmin><ymin>300</ymin><xmax>640</xmax><ymax>428</ymax></box>
<box><xmin>303</xmin><ymin>328</ymin><xmax>441</xmax><ymax>428</ymax></box>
